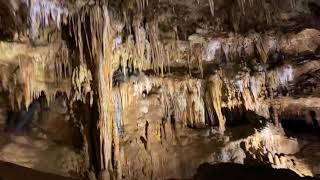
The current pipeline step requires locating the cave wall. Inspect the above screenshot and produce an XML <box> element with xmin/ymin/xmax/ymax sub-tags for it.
<box><xmin>0</xmin><ymin>0</ymin><xmax>319</xmax><ymax>179</ymax></box>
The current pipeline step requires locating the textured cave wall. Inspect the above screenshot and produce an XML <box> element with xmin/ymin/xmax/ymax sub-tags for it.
<box><xmin>0</xmin><ymin>0</ymin><xmax>319</xmax><ymax>179</ymax></box>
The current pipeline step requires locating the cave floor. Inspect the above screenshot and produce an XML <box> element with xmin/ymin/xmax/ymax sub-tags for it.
<box><xmin>0</xmin><ymin>160</ymin><xmax>80</xmax><ymax>180</ymax></box>
<box><xmin>293</xmin><ymin>132</ymin><xmax>320</xmax><ymax>175</ymax></box>
<box><xmin>0</xmin><ymin>131</ymin><xmax>83</xmax><ymax>177</ymax></box>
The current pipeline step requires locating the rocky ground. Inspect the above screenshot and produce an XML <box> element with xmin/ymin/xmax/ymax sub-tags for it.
<box><xmin>0</xmin><ymin>160</ymin><xmax>81</xmax><ymax>180</ymax></box>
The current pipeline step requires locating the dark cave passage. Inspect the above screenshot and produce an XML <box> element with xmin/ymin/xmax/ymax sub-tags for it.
<box><xmin>0</xmin><ymin>91</ymin><xmax>86</xmax><ymax>178</ymax></box>
<box><xmin>222</xmin><ymin>107</ymin><xmax>266</xmax><ymax>140</ymax></box>
<box><xmin>1</xmin><ymin>91</ymin><xmax>84</xmax><ymax>148</ymax></box>
<box><xmin>281</xmin><ymin>112</ymin><xmax>320</xmax><ymax>137</ymax></box>
<box><xmin>193</xmin><ymin>163</ymin><xmax>317</xmax><ymax>180</ymax></box>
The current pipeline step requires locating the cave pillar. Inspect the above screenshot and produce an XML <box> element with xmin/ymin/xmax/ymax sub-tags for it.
<box><xmin>75</xmin><ymin>4</ymin><xmax>115</xmax><ymax>180</ymax></box>
<box><xmin>96</xmin><ymin>5</ymin><xmax>123</xmax><ymax>180</ymax></box>
<box><xmin>96</xmin><ymin>58</ymin><xmax>112</xmax><ymax>180</ymax></box>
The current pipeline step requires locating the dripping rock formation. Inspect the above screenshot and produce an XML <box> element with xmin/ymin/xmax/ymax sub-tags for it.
<box><xmin>0</xmin><ymin>0</ymin><xmax>319</xmax><ymax>179</ymax></box>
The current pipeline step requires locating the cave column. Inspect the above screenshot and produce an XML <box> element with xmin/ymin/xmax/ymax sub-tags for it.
<box><xmin>76</xmin><ymin>4</ymin><xmax>115</xmax><ymax>180</ymax></box>
<box><xmin>97</xmin><ymin>4</ymin><xmax>124</xmax><ymax>179</ymax></box>
<box><xmin>95</xmin><ymin>54</ymin><xmax>112</xmax><ymax>179</ymax></box>
<box><xmin>97</xmin><ymin>6</ymin><xmax>114</xmax><ymax>179</ymax></box>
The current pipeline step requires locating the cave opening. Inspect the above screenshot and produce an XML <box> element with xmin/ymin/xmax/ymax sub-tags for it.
<box><xmin>0</xmin><ymin>90</ymin><xmax>87</xmax><ymax>178</ymax></box>
<box><xmin>281</xmin><ymin>111</ymin><xmax>320</xmax><ymax>137</ymax></box>
<box><xmin>222</xmin><ymin>106</ymin><xmax>266</xmax><ymax>140</ymax></box>
<box><xmin>223</xmin><ymin>106</ymin><xmax>266</xmax><ymax>128</ymax></box>
<box><xmin>1</xmin><ymin>91</ymin><xmax>84</xmax><ymax>148</ymax></box>
<box><xmin>72</xmin><ymin>99</ymin><xmax>100</xmax><ymax>177</ymax></box>
<box><xmin>223</xmin><ymin>107</ymin><xmax>250</xmax><ymax>127</ymax></box>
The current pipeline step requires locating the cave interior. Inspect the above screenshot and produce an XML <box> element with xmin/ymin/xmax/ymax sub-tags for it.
<box><xmin>0</xmin><ymin>0</ymin><xmax>319</xmax><ymax>179</ymax></box>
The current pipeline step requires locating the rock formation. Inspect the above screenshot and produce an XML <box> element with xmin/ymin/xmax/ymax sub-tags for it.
<box><xmin>0</xmin><ymin>0</ymin><xmax>319</xmax><ymax>179</ymax></box>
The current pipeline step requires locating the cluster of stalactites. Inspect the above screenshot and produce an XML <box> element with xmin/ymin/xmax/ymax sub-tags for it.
<box><xmin>71</xmin><ymin>64</ymin><xmax>93</xmax><ymax>106</ymax></box>
<box><xmin>7</xmin><ymin>64</ymin><xmax>72</xmax><ymax>111</ymax></box>
<box><xmin>24</xmin><ymin>0</ymin><xmax>69</xmax><ymax>40</ymax></box>
<box><xmin>0</xmin><ymin>43</ymin><xmax>71</xmax><ymax>111</ymax></box>
<box><xmin>206</xmin><ymin>0</ymin><xmax>297</xmax><ymax>20</ymax></box>
<box><xmin>113</xmin><ymin>18</ymin><xmax>179</xmax><ymax>79</ymax></box>
<box><xmin>161</xmin><ymin>78</ymin><xmax>206</xmax><ymax>128</ymax></box>
<box><xmin>201</xmin><ymin>30</ymin><xmax>287</xmax><ymax>65</ymax></box>
<box><xmin>113</xmin><ymin>0</ymin><xmax>300</xmax><ymax>78</ymax></box>
<box><xmin>207</xmin><ymin>65</ymin><xmax>294</xmax><ymax>133</ymax></box>
<box><xmin>114</xmin><ymin>74</ymin><xmax>206</xmax><ymax>128</ymax></box>
<box><xmin>113</xmin><ymin>62</ymin><xmax>294</xmax><ymax>134</ymax></box>
<box><xmin>136</xmin><ymin>0</ymin><xmax>149</xmax><ymax>10</ymax></box>
<box><xmin>53</xmin><ymin>43</ymin><xmax>72</xmax><ymax>80</ymax></box>
<box><xmin>230</xmin><ymin>0</ymin><xmax>296</xmax><ymax>31</ymax></box>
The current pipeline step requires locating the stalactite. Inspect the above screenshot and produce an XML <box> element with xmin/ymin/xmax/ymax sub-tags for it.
<box><xmin>267</xmin><ymin>65</ymin><xmax>294</xmax><ymax>91</ymax></box>
<box><xmin>203</xmin><ymin>40</ymin><xmax>221</xmax><ymax>62</ymax></box>
<box><xmin>255</xmin><ymin>35</ymin><xmax>268</xmax><ymax>63</ymax></box>
<box><xmin>222</xmin><ymin>41</ymin><xmax>231</xmax><ymax>62</ymax></box>
<box><xmin>198</xmin><ymin>53</ymin><xmax>204</xmax><ymax>78</ymax></box>
<box><xmin>228</xmin><ymin>0</ymin><xmax>291</xmax><ymax>29</ymax></box>
<box><xmin>147</xmin><ymin>21</ymin><xmax>165</xmax><ymax>76</ymax></box>
<box><xmin>136</xmin><ymin>0</ymin><xmax>149</xmax><ymax>11</ymax></box>
<box><xmin>72</xmin><ymin>64</ymin><xmax>93</xmax><ymax>105</ymax></box>
<box><xmin>290</xmin><ymin>0</ymin><xmax>297</xmax><ymax>9</ymax></box>
<box><xmin>209</xmin><ymin>0</ymin><xmax>215</xmax><ymax>16</ymax></box>
<box><xmin>27</xmin><ymin>0</ymin><xmax>68</xmax><ymax>40</ymax></box>
<box><xmin>164</xmin><ymin>42</ymin><xmax>178</xmax><ymax>74</ymax></box>
<box><xmin>237</xmin><ymin>0</ymin><xmax>246</xmax><ymax>14</ymax></box>
<box><xmin>204</xmin><ymin>90</ymin><xmax>215</xmax><ymax>125</ymax></box>
<box><xmin>133</xmin><ymin>15</ymin><xmax>148</xmax><ymax>72</ymax></box>
<box><xmin>53</xmin><ymin>43</ymin><xmax>71</xmax><ymax>80</ymax></box>
<box><xmin>18</xmin><ymin>58</ymin><xmax>32</xmax><ymax>109</ymax></box>
<box><xmin>208</xmin><ymin>72</ymin><xmax>225</xmax><ymax>134</ymax></box>
<box><xmin>231</xmin><ymin>5</ymin><xmax>241</xmax><ymax>32</ymax></box>
<box><xmin>187</xmin><ymin>80</ymin><xmax>206</xmax><ymax>127</ymax></box>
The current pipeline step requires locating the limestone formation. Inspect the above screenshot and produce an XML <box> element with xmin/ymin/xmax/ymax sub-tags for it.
<box><xmin>0</xmin><ymin>0</ymin><xmax>319</xmax><ymax>179</ymax></box>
